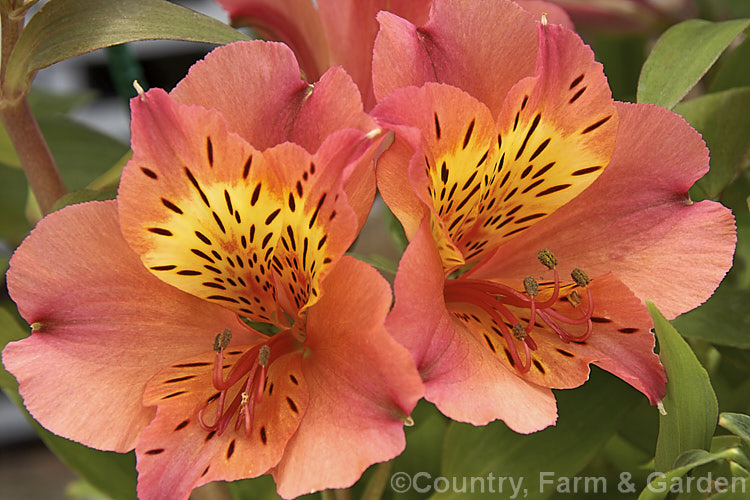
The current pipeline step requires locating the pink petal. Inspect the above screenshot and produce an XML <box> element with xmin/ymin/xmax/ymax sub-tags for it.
<box><xmin>387</xmin><ymin>220</ymin><xmax>557</xmax><ymax>432</ymax></box>
<box><xmin>171</xmin><ymin>41</ymin><xmax>376</xmax><ymax>154</ymax></box>
<box><xmin>282</xmin><ymin>67</ymin><xmax>382</xmax><ymax>229</ymax></box>
<box><xmin>466</xmin><ymin>22</ymin><xmax>617</xmax><ymax>261</ymax></box>
<box><xmin>372</xmin><ymin>0</ymin><xmax>539</xmax><ymax>116</ymax></box>
<box><xmin>135</xmin><ymin>347</ymin><xmax>308</xmax><ymax>500</ymax></box>
<box><xmin>215</xmin><ymin>0</ymin><xmax>329</xmax><ymax>82</ymax></box>
<box><xmin>470</xmin><ymin>102</ymin><xmax>736</xmax><ymax>318</ymax></box>
<box><xmin>583</xmin><ymin>275</ymin><xmax>666</xmax><ymax>404</ymax></box>
<box><xmin>372</xmin><ymin>83</ymin><xmax>498</xmax><ymax>266</ymax></box>
<box><xmin>2</xmin><ymin>201</ymin><xmax>258</xmax><ymax>452</ymax></box>
<box><xmin>516</xmin><ymin>0</ymin><xmax>575</xmax><ymax>29</ymax></box>
<box><xmin>449</xmin><ymin>273</ymin><xmax>664</xmax><ymax>403</ymax></box>
<box><xmin>317</xmin><ymin>0</ymin><xmax>432</xmax><ymax>109</ymax></box>
<box><xmin>273</xmin><ymin>257</ymin><xmax>424</xmax><ymax>498</ymax></box>
<box><xmin>119</xmin><ymin>88</ymin><xmax>286</xmax><ymax>323</ymax></box>
<box><xmin>261</xmin><ymin>131</ymin><xmax>369</xmax><ymax>314</ymax></box>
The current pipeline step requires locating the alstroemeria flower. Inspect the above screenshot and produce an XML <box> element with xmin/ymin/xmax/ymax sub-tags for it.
<box><xmin>215</xmin><ymin>0</ymin><xmax>572</xmax><ymax>109</ymax></box>
<box><xmin>371</xmin><ymin>0</ymin><xmax>735</xmax><ymax>432</ymax></box>
<box><xmin>3</xmin><ymin>41</ymin><xmax>423</xmax><ymax>499</ymax></box>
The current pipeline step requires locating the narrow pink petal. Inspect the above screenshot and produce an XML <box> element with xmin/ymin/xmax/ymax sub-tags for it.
<box><xmin>2</xmin><ymin>201</ymin><xmax>258</xmax><ymax>452</ymax></box>
<box><xmin>387</xmin><ymin>220</ymin><xmax>557</xmax><ymax>432</ymax></box>
<box><xmin>261</xmin><ymin>132</ymin><xmax>366</xmax><ymax>314</ymax></box>
<box><xmin>373</xmin><ymin>83</ymin><xmax>498</xmax><ymax>267</ymax></box>
<box><xmin>135</xmin><ymin>348</ymin><xmax>307</xmax><ymax>500</ymax></box>
<box><xmin>317</xmin><ymin>0</ymin><xmax>432</xmax><ymax>109</ymax></box>
<box><xmin>171</xmin><ymin>41</ymin><xmax>376</xmax><ymax>155</ymax></box>
<box><xmin>372</xmin><ymin>95</ymin><xmax>431</xmax><ymax>240</ymax></box>
<box><xmin>283</xmin><ymin>67</ymin><xmax>381</xmax><ymax>229</ymax></box>
<box><xmin>516</xmin><ymin>0</ymin><xmax>575</xmax><ymax>28</ymax></box>
<box><xmin>215</xmin><ymin>0</ymin><xmax>329</xmax><ymax>82</ymax></box>
<box><xmin>466</xmin><ymin>22</ymin><xmax>617</xmax><ymax>260</ymax></box>
<box><xmin>470</xmin><ymin>102</ymin><xmax>736</xmax><ymax>318</ymax></box>
<box><xmin>372</xmin><ymin>0</ymin><xmax>539</xmax><ymax>116</ymax></box>
<box><xmin>119</xmin><ymin>88</ymin><xmax>285</xmax><ymax>323</ymax></box>
<box><xmin>273</xmin><ymin>257</ymin><xmax>424</xmax><ymax>498</ymax></box>
<box><xmin>286</xmin><ymin>65</ymin><xmax>378</xmax><ymax>157</ymax></box>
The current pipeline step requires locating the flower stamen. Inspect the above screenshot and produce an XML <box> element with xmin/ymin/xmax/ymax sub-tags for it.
<box><xmin>445</xmin><ymin>250</ymin><xmax>596</xmax><ymax>374</ymax></box>
<box><xmin>199</xmin><ymin>332</ymin><xmax>292</xmax><ymax>436</ymax></box>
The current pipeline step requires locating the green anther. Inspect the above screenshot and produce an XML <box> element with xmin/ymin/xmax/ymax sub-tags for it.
<box><xmin>568</xmin><ymin>290</ymin><xmax>582</xmax><ymax>308</ymax></box>
<box><xmin>259</xmin><ymin>345</ymin><xmax>270</xmax><ymax>367</ymax></box>
<box><xmin>537</xmin><ymin>248</ymin><xmax>558</xmax><ymax>269</ymax></box>
<box><xmin>571</xmin><ymin>268</ymin><xmax>590</xmax><ymax>287</ymax></box>
<box><xmin>523</xmin><ymin>276</ymin><xmax>539</xmax><ymax>297</ymax></box>
<box><xmin>213</xmin><ymin>328</ymin><xmax>232</xmax><ymax>352</ymax></box>
<box><xmin>512</xmin><ymin>323</ymin><xmax>527</xmax><ymax>340</ymax></box>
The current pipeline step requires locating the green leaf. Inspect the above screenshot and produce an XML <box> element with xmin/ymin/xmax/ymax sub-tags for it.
<box><xmin>591</xmin><ymin>35</ymin><xmax>646</xmax><ymax>102</ymax></box>
<box><xmin>436</xmin><ymin>368</ymin><xmax>641</xmax><ymax>500</ymax></box>
<box><xmin>638</xmin><ymin>448</ymin><xmax>741</xmax><ymax>500</ymax></box>
<box><xmin>674</xmin><ymin>87</ymin><xmax>750</xmax><ymax>199</ymax></box>
<box><xmin>0</xmin><ymin>165</ymin><xmax>33</xmax><ymax>243</ymax></box>
<box><xmin>671</xmin><ymin>286</ymin><xmax>750</xmax><ymax>349</ymax></box>
<box><xmin>0</xmin><ymin>307</ymin><xmax>27</xmax><ymax>390</ymax></box>
<box><xmin>36</xmin><ymin>116</ymin><xmax>129</xmax><ymax>190</ymax></box>
<box><xmin>88</xmin><ymin>150</ymin><xmax>132</xmax><ymax>191</ymax></box>
<box><xmin>710</xmin><ymin>36</ymin><xmax>750</xmax><ymax>92</ymax></box>
<box><xmin>4</xmin><ymin>0</ymin><xmax>249</xmax><ymax>95</ymax></box>
<box><xmin>0</xmin><ymin>94</ymin><xmax>130</xmax><ymax>190</ymax></box>
<box><xmin>51</xmin><ymin>188</ymin><xmax>118</xmax><ymax>212</ymax></box>
<box><xmin>0</xmin><ymin>88</ymin><xmax>96</xmax><ymax>169</ymax></box>
<box><xmin>649</xmin><ymin>302</ymin><xmax>719</xmax><ymax>472</ymax></box>
<box><xmin>388</xmin><ymin>401</ymin><xmax>450</xmax><ymax>499</ymax></box>
<box><xmin>720</xmin><ymin>413</ymin><xmax>750</xmax><ymax>444</ymax></box>
<box><xmin>637</xmin><ymin>18</ymin><xmax>750</xmax><ymax>109</ymax></box>
<box><xmin>347</xmin><ymin>252</ymin><xmax>398</xmax><ymax>276</ymax></box>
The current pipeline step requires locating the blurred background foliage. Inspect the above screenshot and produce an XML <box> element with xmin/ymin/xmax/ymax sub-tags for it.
<box><xmin>0</xmin><ymin>0</ymin><xmax>749</xmax><ymax>499</ymax></box>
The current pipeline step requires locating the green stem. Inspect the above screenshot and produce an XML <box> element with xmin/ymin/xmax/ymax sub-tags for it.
<box><xmin>320</xmin><ymin>488</ymin><xmax>351</xmax><ymax>500</ymax></box>
<box><xmin>362</xmin><ymin>461</ymin><xmax>394</xmax><ymax>500</ymax></box>
<box><xmin>1</xmin><ymin>4</ymin><xmax>67</xmax><ymax>214</ymax></box>
<box><xmin>334</xmin><ymin>489</ymin><xmax>351</xmax><ymax>500</ymax></box>
<box><xmin>0</xmin><ymin>96</ymin><xmax>67</xmax><ymax>214</ymax></box>
<box><xmin>0</xmin><ymin>4</ymin><xmax>22</xmax><ymax>85</ymax></box>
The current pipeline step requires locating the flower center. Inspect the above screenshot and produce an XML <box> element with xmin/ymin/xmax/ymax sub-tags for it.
<box><xmin>444</xmin><ymin>249</ymin><xmax>594</xmax><ymax>375</ymax></box>
<box><xmin>198</xmin><ymin>329</ymin><xmax>297</xmax><ymax>436</ymax></box>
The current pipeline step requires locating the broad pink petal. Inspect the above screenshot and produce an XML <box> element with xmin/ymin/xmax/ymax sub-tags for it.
<box><xmin>135</xmin><ymin>347</ymin><xmax>308</xmax><ymax>500</ymax></box>
<box><xmin>448</xmin><ymin>274</ymin><xmax>664</xmax><ymax>403</ymax></box>
<box><xmin>470</xmin><ymin>102</ymin><xmax>736</xmax><ymax>318</ymax></box>
<box><xmin>584</xmin><ymin>275</ymin><xmax>666</xmax><ymax>404</ymax></box>
<box><xmin>2</xmin><ymin>201</ymin><xmax>258</xmax><ymax>452</ymax></box>
<box><xmin>516</xmin><ymin>0</ymin><xmax>575</xmax><ymax>28</ymax></box>
<box><xmin>387</xmin><ymin>220</ymin><xmax>557</xmax><ymax>432</ymax></box>
<box><xmin>372</xmin><ymin>0</ymin><xmax>539</xmax><ymax>116</ymax></box>
<box><xmin>215</xmin><ymin>0</ymin><xmax>329</xmax><ymax>82</ymax></box>
<box><xmin>317</xmin><ymin>0</ymin><xmax>431</xmax><ymax>109</ymax></box>
<box><xmin>171</xmin><ymin>41</ymin><xmax>376</xmax><ymax>155</ymax></box>
<box><xmin>273</xmin><ymin>257</ymin><xmax>424</xmax><ymax>498</ymax></box>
